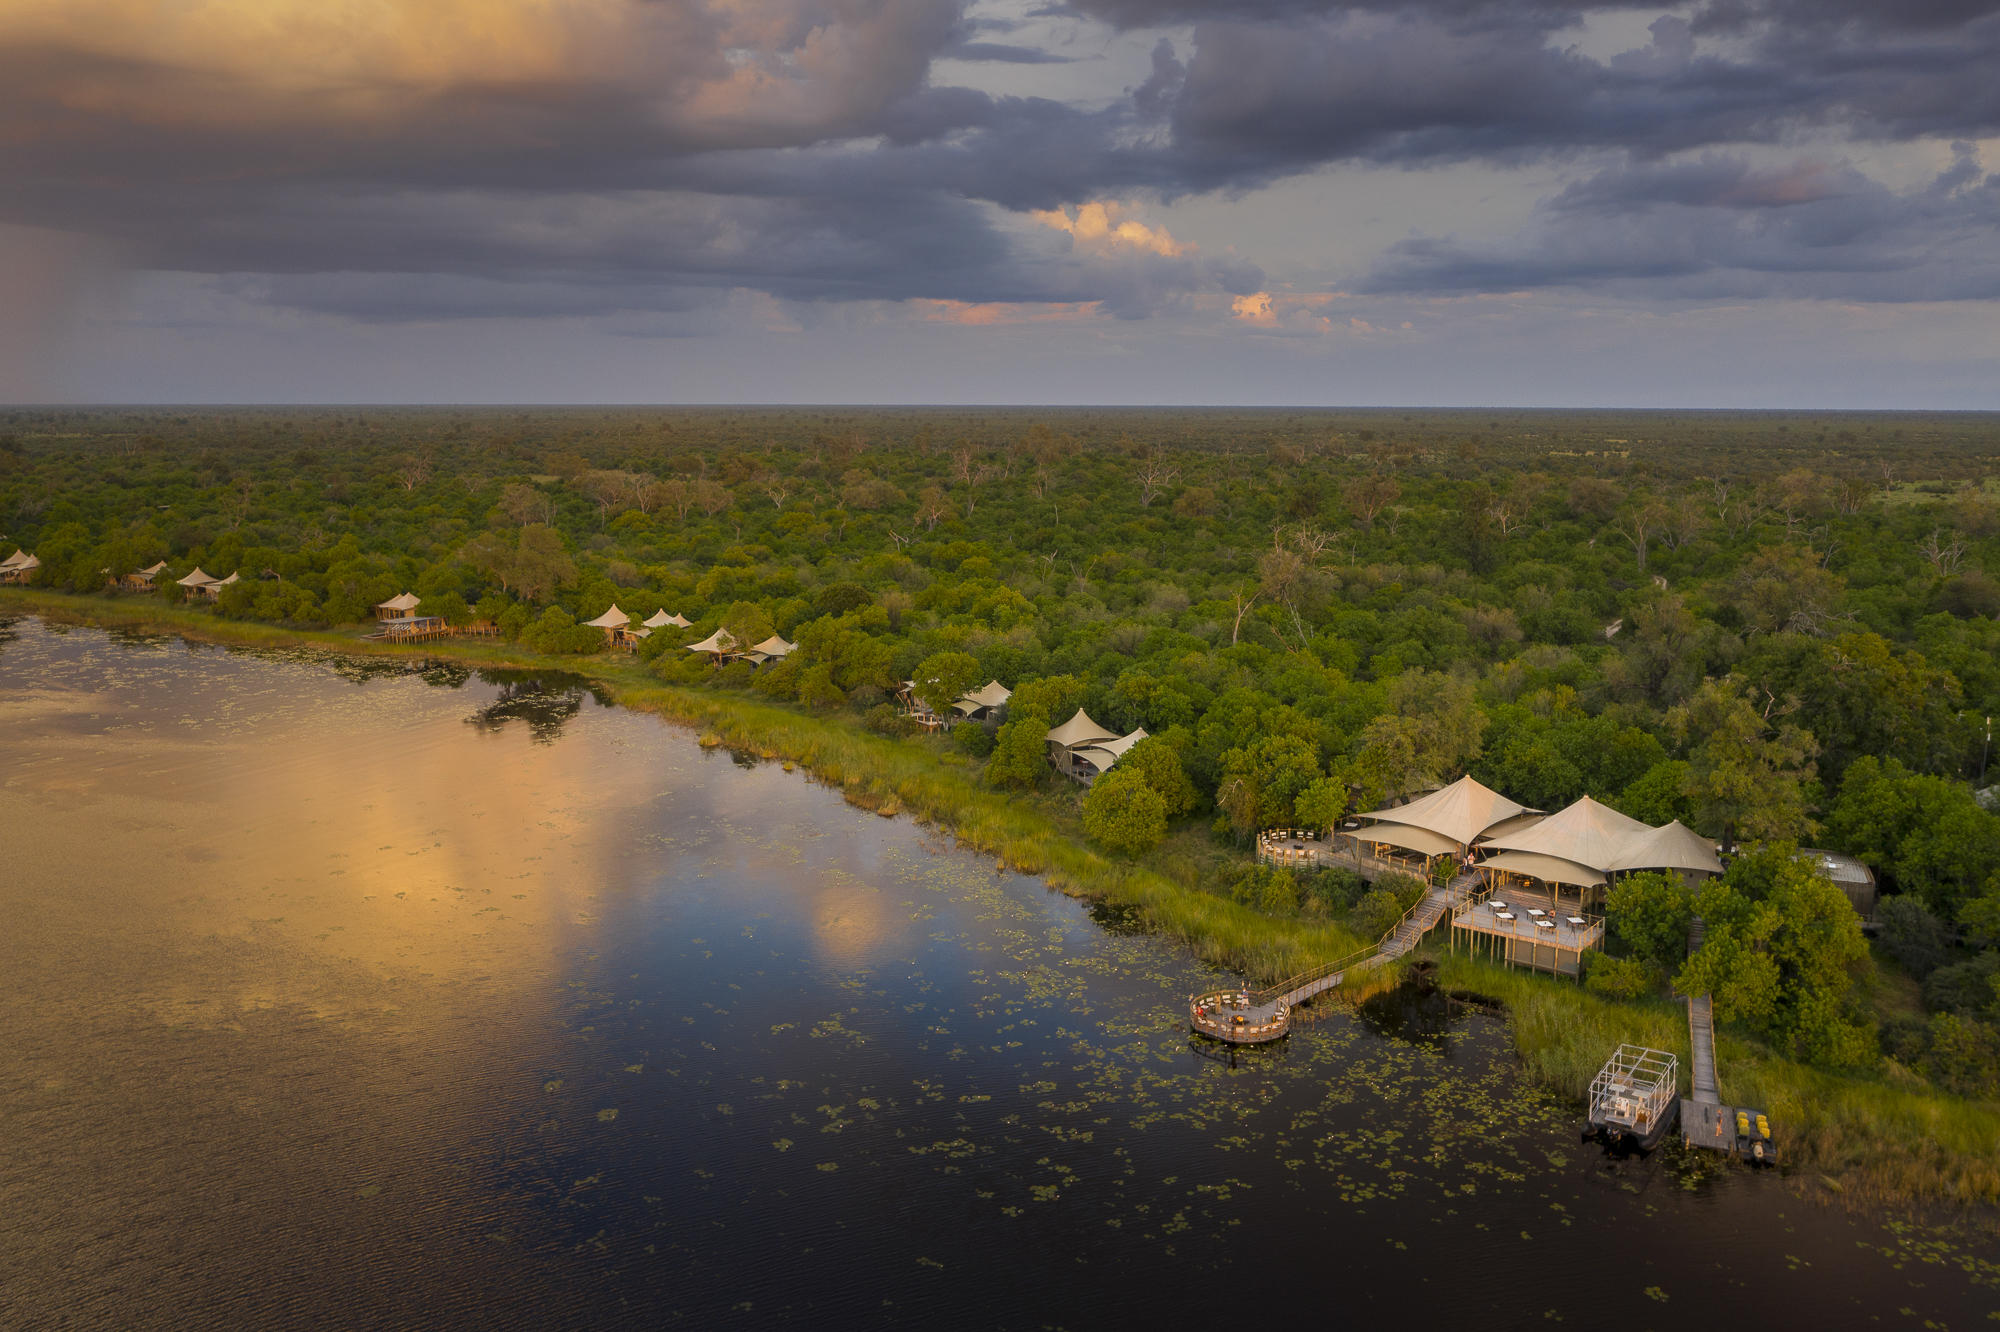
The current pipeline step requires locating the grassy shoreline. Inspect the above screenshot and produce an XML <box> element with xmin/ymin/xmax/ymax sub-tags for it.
<box><xmin>8</xmin><ymin>587</ymin><xmax>2000</xmax><ymax>1211</ymax></box>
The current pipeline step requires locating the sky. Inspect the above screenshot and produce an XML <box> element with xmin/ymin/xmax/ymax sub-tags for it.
<box><xmin>1</xmin><ymin>0</ymin><xmax>1998</xmax><ymax>407</ymax></box>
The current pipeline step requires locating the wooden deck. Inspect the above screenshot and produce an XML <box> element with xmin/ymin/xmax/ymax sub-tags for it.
<box><xmin>1449</xmin><ymin>885</ymin><xmax>1603</xmax><ymax>976</ymax></box>
<box><xmin>1189</xmin><ymin>870</ymin><xmax>1478</xmax><ymax>1044</ymax></box>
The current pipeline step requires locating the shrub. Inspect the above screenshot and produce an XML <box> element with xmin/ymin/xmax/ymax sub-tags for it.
<box><xmin>1924</xmin><ymin>953</ymin><xmax>2000</xmax><ymax>1017</ymax></box>
<box><xmin>1926</xmin><ymin>1013</ymin><xmax>2000</xmax><ymax>1100</ymax></box>
<box><xmin>1350</xmin><ymin>888</ymin><xmax>1405</xmax><ymax>941</ymax></box>
<box><xmin>1583</xmin><ymin>954</ymin><xmax>1657</xmax><ymax>1001</ymax></box>
<box><xmin>985</xmin><ymin>716</ymin><xmax>1048</xmax><ymax>790</ymax></box>
<box><xmin>1256</xmin><ymin>871</ymin><xmax>1300</xmax><ymax>916</ymax></box>
<box><xmin>1305</xmin><ymin>867</ymin><xmax>1368</xmax><ymax>912</ymax></box>
<box><xmin>952</xmin><ymin>722</ymin><xmax>995</xmax><ymax>757</ymax></box>
<box><xmin>1878</xmin><ymin>895</ymin><xmax>1951</xmax><ymax>978</ymax></box>
<box><xmin>1374</xmin><ymin>872</ymin><xmax>1427</xmax><ymax>913</ymax></box>
<box><xmin>864</xmin><ymin>703</ymin><xmax>914</xmax><ymax>737</ymax></box>
<box><xmin>1082</xmin><ymin>767</ymin><xmax>1168</xmax><ymax>857</ymax></box>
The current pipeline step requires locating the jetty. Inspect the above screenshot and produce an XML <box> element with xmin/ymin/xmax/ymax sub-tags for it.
<box><xmin>1189</xmin><ymin>868</ymin><xmax>1478</xmax><ymax>1043</ymax></box>
<box><xmin>1679</xmin><ymin>990</ymin><xmax>1777</xmax><ymax>1164</ymax></box>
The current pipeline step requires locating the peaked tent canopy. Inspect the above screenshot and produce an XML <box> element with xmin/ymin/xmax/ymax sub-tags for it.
<box><xmin>1479</xmin><ymin>851</ymin><xmax>1608</xmax><ymax>888</ymax></box>
<box><xmin>1046</xmin><ymin>709</ymin><xmax>1119</xmax><ymax>749</ymax></box>
<box><xmin>214</xmin><ymin>572</ymin><xmax>240</xmax><ymax>587</ymax></box>
<box><xmin>0</xmin><ymin>549</ymin><xmax>27</xmax><ymax>569</ymax></box>
<box><xmin>1354</xmin><ymin>775</ymin><xmax>1537</xmax><ymax>850</ymax></box>
<box><xmin>748</xmin><ymin>635</ymin><xmax>796</xmax><ymax>659</ymax></box>
<box><xmin>961</xmin><ymin>681</ymin><xmax>1012</xmax><ymax>710</ymax></box>
<box><xmin>644</xmin><ymin>610</ymin><xmax>691</xmax><ymax>629</ymax></box>
<box><xmin>685</xmin><ymin>629</ymin><xmax>738</xmax><ymax>654</ymax></box>
<box><xmin>178</xmin><ymin>567</ymin><xmax>218</xmax><ymax>588</ymax></box>
<box><xmin>376</xmin><ymin>592</ymin><xmax>420</xmax><ymax>611</ymax></box>
<box><xmin>583</xmin><ymin>604</ymin><xmax>631</xmax><ymax>629</ymax></box>
<box><xmin>1073</xmin><ymin>727</ymin><xmax>1150</xmax><ymax>773</ymax></box>
<box><xmin>1479</xmin><ymin>795</ymin><xmax>1653</xmax><ymax>873</ymax></box>
<box><xmin>1349</xmin><ymin>822</ymin><xmax>1462</xmax><ymax>858</ymax></box>
<box><xmin>1614</xmin><ymin>820</ymin><xmax>1723</xmax><ymax>876</ymax></box>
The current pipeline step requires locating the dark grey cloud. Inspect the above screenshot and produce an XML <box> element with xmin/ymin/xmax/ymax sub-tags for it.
<box><xmin>2</xmin><ymin>0</ymin><xmax>1997</xmax><ymax>327</ymax></box>
<box><xmin>1361</xmin><ymin>147</ymin><xmax>2000</xmax><ymax>300</ymax></box>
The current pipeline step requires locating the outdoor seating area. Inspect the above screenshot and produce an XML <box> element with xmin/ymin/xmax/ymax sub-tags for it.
<box><xmin>1189</xmin><ymin>990</ymin><xmax>1291</xmax><ymax>1043</ymax></box>
<box><xmin>1449</xmin><ymin>882</ymin><xmax>1605</xmax><ymax>976</ymax></box>
<box><xmin>1255</xmin><ymin>828</ymin><xmax>1337</xmax><ymax>870</ymax></box>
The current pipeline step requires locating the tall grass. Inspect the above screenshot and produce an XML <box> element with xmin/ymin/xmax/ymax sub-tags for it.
<box><xmin>1432</xmin><ymin>954</ymin><xmax>2000</xmax><ymax>1206</ymax></box>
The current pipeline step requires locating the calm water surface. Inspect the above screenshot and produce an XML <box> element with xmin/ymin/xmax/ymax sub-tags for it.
<box><xmin>1</xmin><ymin>617</ymin><xmax>1994</xmax><ymax>1329</ymax></box>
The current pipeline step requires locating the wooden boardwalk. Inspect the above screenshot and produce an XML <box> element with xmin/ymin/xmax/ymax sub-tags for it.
<box><xmin>1189</xmin><ymin>869</ymin><xmax>1476</xmax><ymax>1043</ymax></box>
<box><xmin>1677</xmin><ymin>989</ymin><xmax>1777</xmax><ymax>1161</ymax></box>
<box><xmin>1687</xmin><ymin>993</ymin><xmax>1719</xmax><ymax>1104</ymax></box>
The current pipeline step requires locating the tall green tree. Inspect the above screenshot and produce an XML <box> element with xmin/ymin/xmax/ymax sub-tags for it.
<box><xmin>1669</xmin><ymin>678</ymin><xmax>1818</xmax><ymax>850</ymax></box>
<box><xmin>1082</xmin><ymin>767</ymin><xmax>1168</xmax><ymax>856</ymax></box>
<box><xmin>910</xmin><ymin>651</ymin><xmax>981</xmax><ymax>718</ymax></box>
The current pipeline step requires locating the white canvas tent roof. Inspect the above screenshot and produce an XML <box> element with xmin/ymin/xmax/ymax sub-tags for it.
<box><xmin>644</xmin><ymin>610</ymin><xmax>691</xmax><ymax>629</ymax></box>
<box><xmin>1479</xmin><ymin>795</ymin><xmax>1653</xmax><ymax>872</ymax></box>
<box><xmin>1479</xmin><ymin>850</ymin><xmax>1607</xmax><ymax>888</ymax></box>
<box><xmin>0</xmin><ymin>549</ymin><xmax>29</xmax><ymax>570</ymax></box>
<box><xmin>1355</xmin><ymin>775</ymin><xmax>1536</xmax><ymax>850</ymax></box>
<box><xmin>138</xmin><ymin>560</ymin><xmax>168</xmax><ymax>576</ymax></box>
<box><xmin>178</xmin><ymin>566</ymin><xmax>218</xmax><ymax>588</ymax></box>
<box><xmin>1614</xmin><ymin>820</ymin><xmax>1722</xmax><ymax>875</ymax></box>
<box><xmin>1046</xmin><ymin>709</ymin><xmax>1119</xmax><ymax>749</ymax></box>
<box><xmin>377</xmin><ymin>592</ymin><xmax>420</xmax><ymax>611</ymax></box>
<box><xmin>214</xmin><ymin>571</ymin><xmax>239</xmax><ymax>587</ymax></box>
<box><xmin>1073</xmin><ymin>727</ymin><xmax>1150</xmax><ymax>772</ymax></box>
<box><xmin>583</xmin><ymin>604</ymin><xmax>631</xmax><ymax>629</ymax></box>
<box><xmin>748</xmin><ymin>635</ymin><xmax>795</xmax><ymax>659</ymax></box>
<box><xmin>685</xmin><ymin>628</ymin><xmax>738</xmax><ymax>654</ymax></box>
<box><xmin>1347</xmin><ymin>822</ymin><xmax>1462</xmax><ymax>858</ymax></box>
<box><xmin>960</xmin><ymin>680</ymin><xmax>1011</xmax><ymax>709</ymax></box>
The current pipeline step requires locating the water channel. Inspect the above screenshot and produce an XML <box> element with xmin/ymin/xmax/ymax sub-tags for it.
<box><xmin>1</xmin><ymin>616</ymin><xmax>1994</xmax><ymax>1328</ymax></box>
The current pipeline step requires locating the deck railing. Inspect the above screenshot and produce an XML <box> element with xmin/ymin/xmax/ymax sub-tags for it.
<box><xmin>1214</xmin><ymin>869</ymin><xmax>1479</xmax><ymax>1011</ymax></box>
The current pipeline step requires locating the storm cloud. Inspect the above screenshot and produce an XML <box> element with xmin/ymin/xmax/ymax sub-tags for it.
<box><xmin>1</xmin><ymin>0</ymin><xmax>1997</xmax><ymax>400</ymax></box>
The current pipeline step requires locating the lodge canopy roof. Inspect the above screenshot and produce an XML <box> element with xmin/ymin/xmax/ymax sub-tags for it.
<box><xmin>1354</xmin><ymin>775</ymin><xmax>1536</xmax><ymax>850</ymax></box>
<box><xmin>1347</xmin><ymin>822</ymin><xmax>1463</xmax><ymax>858</ymax></box>
<box><xmin>960</xmin><ymin>680</ymin><xmax>1012</xmax><ymax>709</ymax></box>
<box><xmin>1046</xmin><ymin>709</ymin><xmax>1119</xmax><ymax>749</ymax></box>
<box><xmin>1479</xmin><ymin>850</ymin><xmax>1608</xmax><ymax>888</ymax></box>
<box><xmin>685</xmin><ymin>628</ymin><xmax>738</xmax><ymax>654</ymax></box>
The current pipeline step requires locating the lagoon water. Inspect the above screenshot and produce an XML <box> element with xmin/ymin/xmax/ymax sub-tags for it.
<box><xmin>1</xmin><ymin>616</ymin><xmax>1994</xmax><ymax>1329</ymax></box>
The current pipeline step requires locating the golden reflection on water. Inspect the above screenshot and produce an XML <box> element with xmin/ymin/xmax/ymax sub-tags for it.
<box><xmin>0</xmin><ymin>628</ymin><xmax>747</xmax><ymax>1323</ymax></box>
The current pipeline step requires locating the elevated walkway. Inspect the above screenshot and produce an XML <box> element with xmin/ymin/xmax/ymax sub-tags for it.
<box><xmin>1677</xmin><ymin>980</ymin><xmax>1777</xmax><ymax>1163</ymax></box>
<box><xmin>1189</xmin><ymin>869</ymin><xmax>1476</xmax><ymax>1043</ymax></box>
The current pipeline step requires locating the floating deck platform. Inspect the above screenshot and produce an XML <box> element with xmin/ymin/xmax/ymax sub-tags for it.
<box><xmin>1587</xmin><ymin>1044</ymin><xmax>1680</xmax><ymax>1150</ymax></box>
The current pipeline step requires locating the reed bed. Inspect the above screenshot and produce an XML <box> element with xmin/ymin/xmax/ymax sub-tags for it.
<box><xmin>1432</xmin><ymin>954</ymin><xmax>2000</xmax><ymax>1207</ymax></box>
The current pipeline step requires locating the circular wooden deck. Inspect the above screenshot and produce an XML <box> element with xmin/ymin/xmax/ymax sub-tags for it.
<box><xmin>1188</xmin><ymin>990</ymin><xmax>1289</xmax><ymax>1044</ymax></box>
